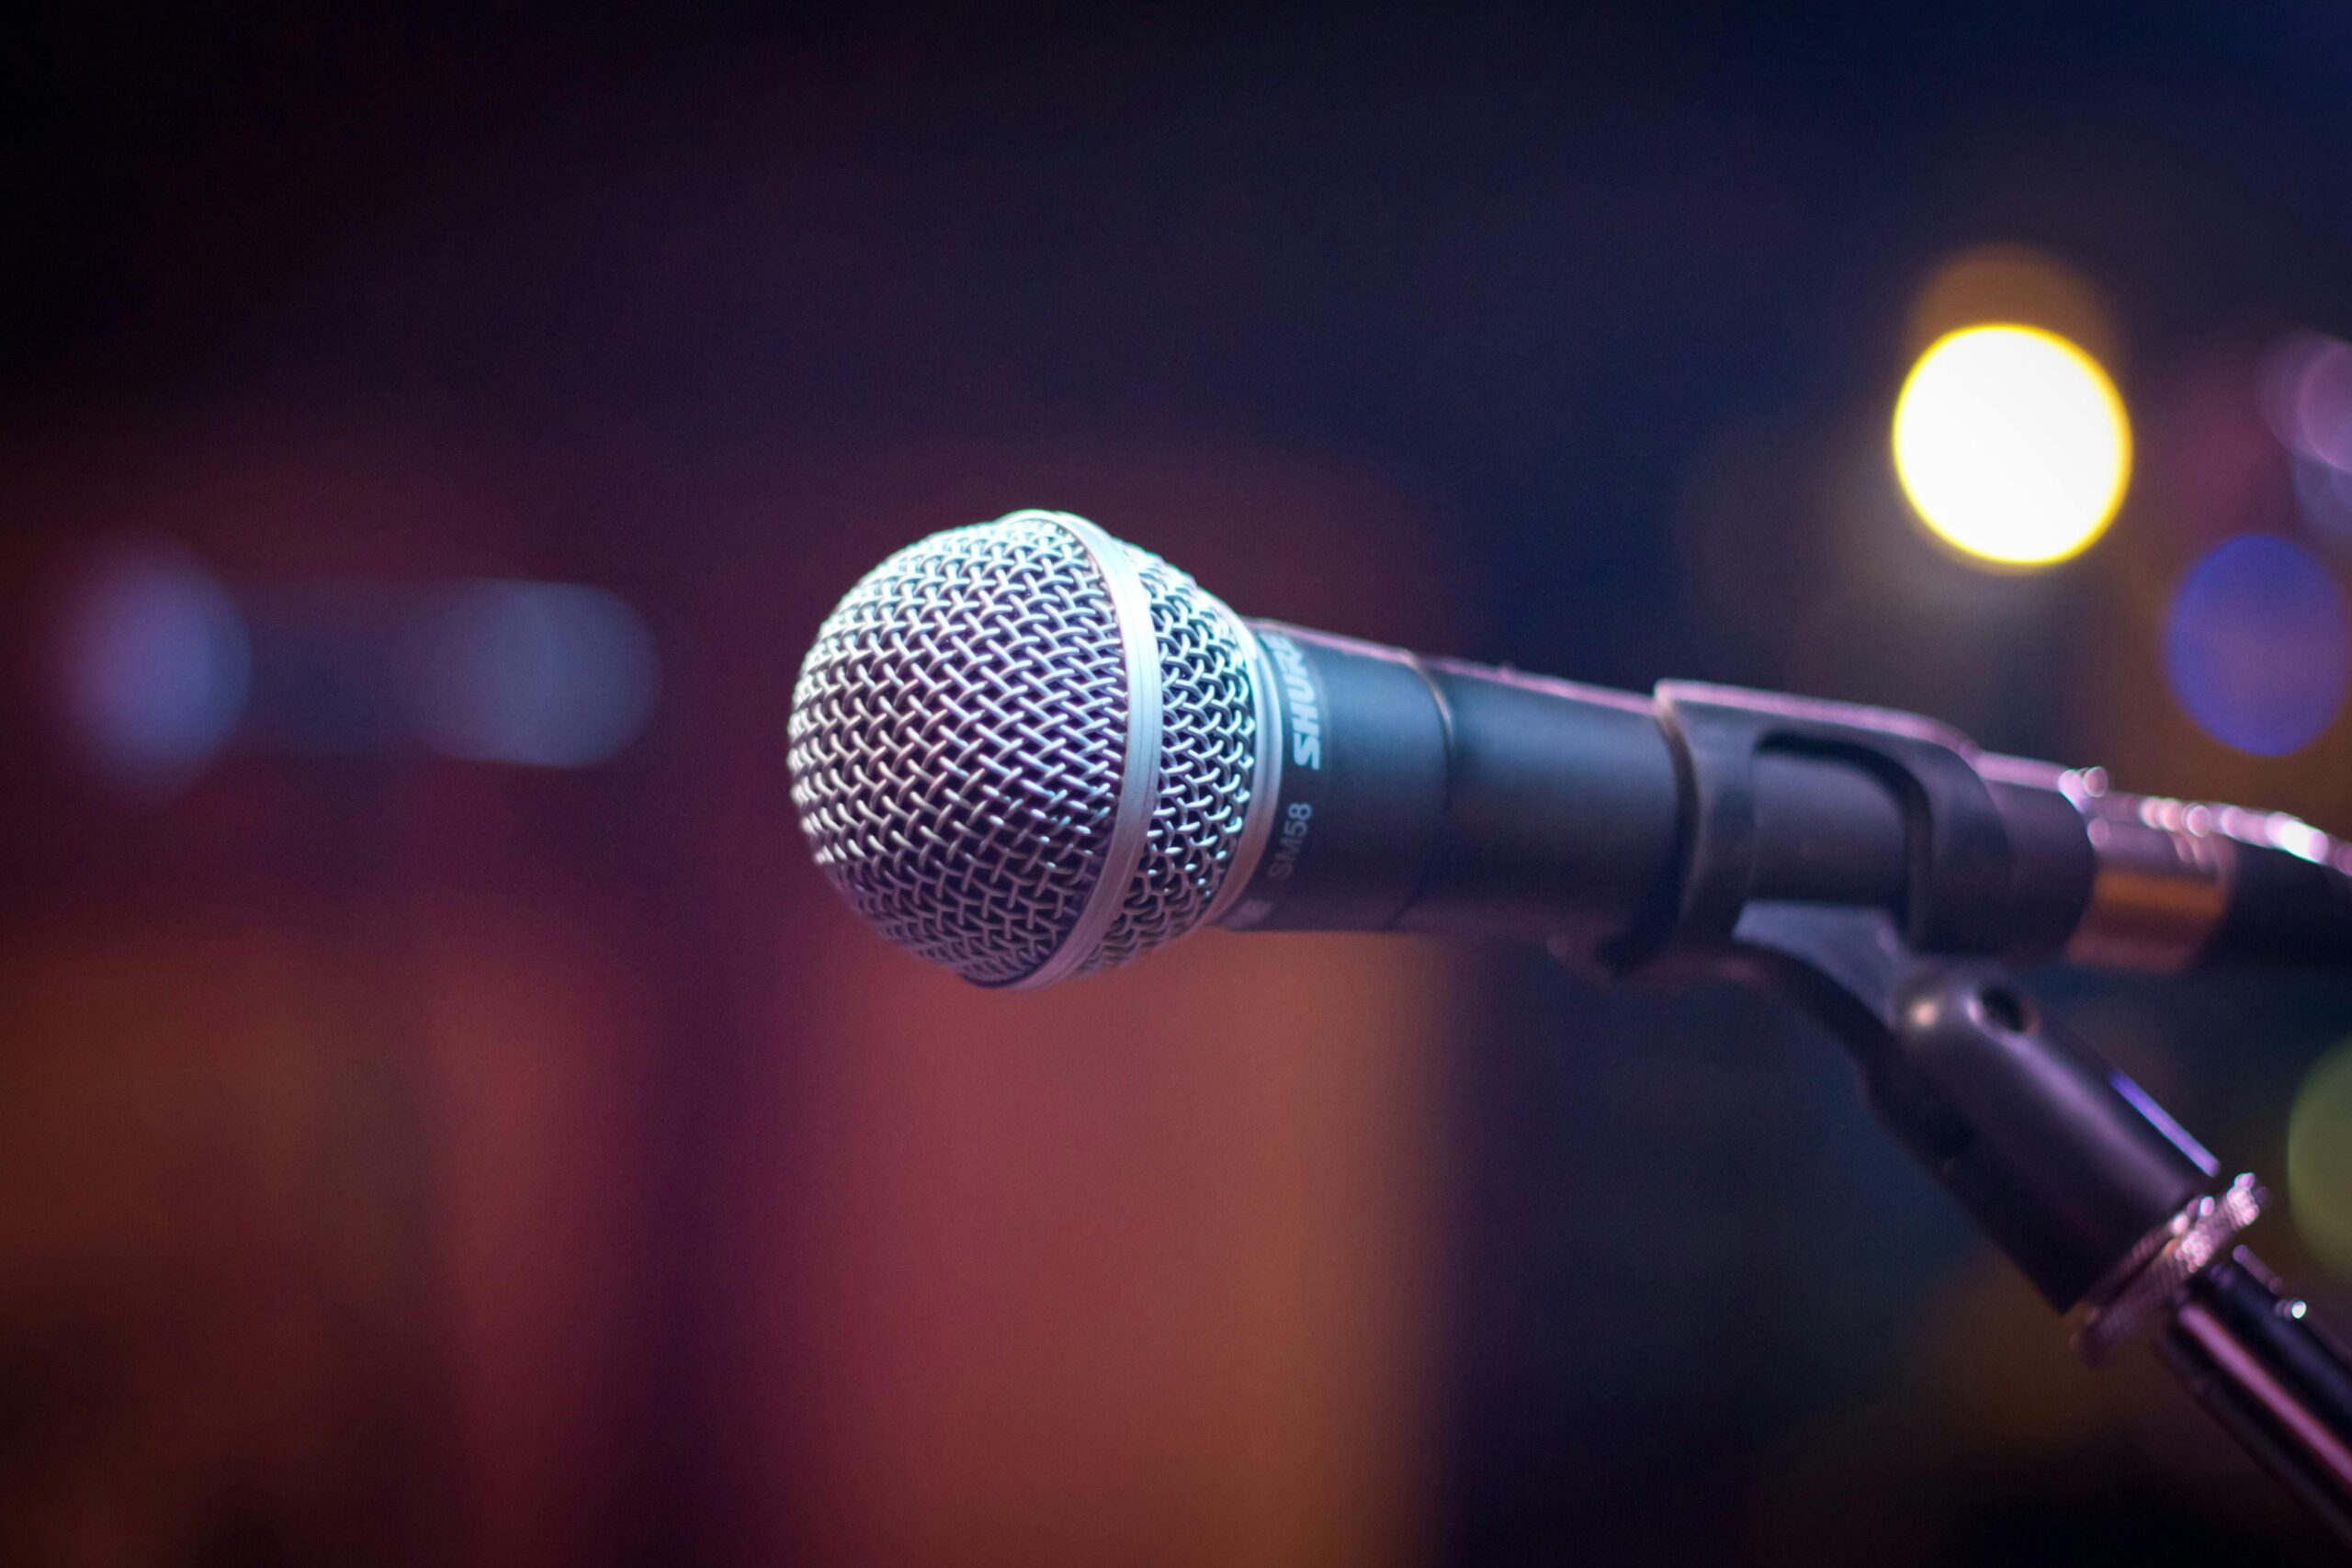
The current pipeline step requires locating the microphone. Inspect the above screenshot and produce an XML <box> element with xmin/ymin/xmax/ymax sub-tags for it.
<box><xmin>788</xmin><ymin>509</ymin><xmax>2352</xmax><ymax>987</ymax></box>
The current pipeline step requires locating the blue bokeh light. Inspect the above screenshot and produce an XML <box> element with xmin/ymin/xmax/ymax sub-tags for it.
<box><xmin>2164</xmin><ymin>535</ymin><xmax>2350</xmax><ymax>755</ymax></box>
<box><xmin>63</xmin><ymin>543</ymin><xmax>252</xmax><ymax>798</ymax></box>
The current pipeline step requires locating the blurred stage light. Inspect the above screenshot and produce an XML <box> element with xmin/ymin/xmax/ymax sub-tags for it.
<box><xmin>61</xmin><ymin>542</ymin><xmax>251</xmax><ymax>798</ymax></box>
<box><xmin>1892</xmin><ymin>324</ymin><xmax>2131</xmax><ymax>567</ymax></box>
<box><xmin>2265</xmin><ymin>334</ymin><xmax>2352</xmax><ymax>547</ymax></box>
<box><xmin>412</xmin><ymin>581</ymin><xmax>659</xmax><ymax>768</ymax></box>
<box><xmin>2264</xmin><ymin>333</ymin><xmax>2352</xmax><ymax>474</ymax></box>
<box><xmin>1906</xmin><ymin>244</ymin><xmax>2119</xmax><ymax>368</ymax></box>
<box><xmin>2164</xmin><ymin>535</ymin><xmax>2349</xmax><ymax>755</ymax></box>
<box><xmin>2292</xmin><ymin>454</ymin><xmax>2352</xmax><ymax>547</ymax></box>
<box><xmin>2289</xmin><ymin>1038</ymin><xmax>2352</xmax><ymax>1279</ymax></box>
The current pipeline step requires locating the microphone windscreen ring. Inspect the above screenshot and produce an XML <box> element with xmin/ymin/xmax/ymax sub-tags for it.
<box><xmin>788</xmin><ymin>511</ymin><xmax>1273</xmax><ymax>986</ymax></box>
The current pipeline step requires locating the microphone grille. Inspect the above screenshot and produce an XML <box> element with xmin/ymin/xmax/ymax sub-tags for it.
<box><xmin>788</xmin><ymin>512</ymin><xmax>1263</xmax><ymax>985</ymax></box>
<box><xmin>1094</xmin><ymin>548</ymin><xmax>1261</xmax><ymax>972</ymax></box>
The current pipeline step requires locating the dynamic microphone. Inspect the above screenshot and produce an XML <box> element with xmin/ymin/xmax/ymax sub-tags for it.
<box><xmin>787</xmin><ymin>509</ymin><xmax>2352</xmax><ymax>987</ymax></box>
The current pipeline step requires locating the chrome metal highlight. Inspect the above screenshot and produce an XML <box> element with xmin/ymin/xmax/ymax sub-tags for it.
<box><xmin>2071</xmin><ymin>1174</ymin><xmax>2267</xmax><ymax>1366</ymax></box>
<box><xmin>2064</xmin><ymin>784</ymin><xmax>2236</xmax><ymax>971</ymax></box>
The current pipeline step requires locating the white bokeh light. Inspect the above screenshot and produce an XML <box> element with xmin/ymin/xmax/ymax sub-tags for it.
<box><xmin>1893</xmin><ymin>324</ymin><xmax>2132</xmax><ymax>568</ymax></box>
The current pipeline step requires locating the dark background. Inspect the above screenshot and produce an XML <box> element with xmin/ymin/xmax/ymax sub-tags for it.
<box><xmin>11</xmin><ymin>5</ymin><xmax>2352</xmax><ymax>1563</ymax></box>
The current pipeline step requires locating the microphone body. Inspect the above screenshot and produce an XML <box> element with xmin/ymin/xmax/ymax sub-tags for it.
<box><xmin>1225</xmin><ymin>621</ymin><xmax>2352</xmax><ymax>975</ymax></box>
<box><xmin>1216</xmin><ymin>625</ymin><xmax>1690</xmax><ymax>951</ymax></box>
<box><xmin>788</xmin><ymin>512</ymin><xmax>2352</xmax><ymax>987</ymax></box>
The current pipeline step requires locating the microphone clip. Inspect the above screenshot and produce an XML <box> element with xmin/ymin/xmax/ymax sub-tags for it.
<box><xmin>1632</xmin><ymin>681</ymin><xmax>2018</xmax><ymax>966</ymax></box>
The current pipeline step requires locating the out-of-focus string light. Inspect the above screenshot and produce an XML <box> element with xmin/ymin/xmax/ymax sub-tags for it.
<box><xmin>54</xmin><ymin>551</ymin><xmax>659</xmax><ymax>795</ymax></box>
<box><xmin>2164</xmin><ymin>534</ymin><xmax>2350</xmax><ymax>755</ymax></box>
<box><xmin>1893</xmin><ymin>324</ymin><xmax>2132</xmax><ymax>568</ymax></box>
<box><xmin>2289</xmin><ymin>1039</ymin><xmax>2352</xmax><ymax>1279</ymax></box>
<box><xmin>412</xmin><ymin>581</ymin><xmax>660</xmax><ymax>768</ymax></box>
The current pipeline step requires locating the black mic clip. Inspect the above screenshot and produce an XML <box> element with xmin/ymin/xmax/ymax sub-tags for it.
<box><xmin>1618</xmin><ymin>681</ymin><xmax>2028</xmax><ymax>971</ymax></box>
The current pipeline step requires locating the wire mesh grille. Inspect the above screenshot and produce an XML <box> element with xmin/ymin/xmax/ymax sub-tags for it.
<box><xmin>1080</xmin><ymin>549</ymin><xmax>1258</xmax><ymax>975</ymax></box>
<box><xmin>788</xmin><ymin>516</ymin><xmax>1259</xmax><ymax>985</ymax></box>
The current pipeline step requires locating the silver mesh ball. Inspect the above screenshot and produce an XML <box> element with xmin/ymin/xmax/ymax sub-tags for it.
<box><xmin>789</xmin><ymin>513</ymin><xmax>1261</xmax><ymax>985</ymax></box>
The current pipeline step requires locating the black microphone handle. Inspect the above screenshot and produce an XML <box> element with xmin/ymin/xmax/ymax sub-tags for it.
<box><xmin>1219</xmin><ymin>622</ymin><xmax>2352</xmax><ymax>975</ymax></box>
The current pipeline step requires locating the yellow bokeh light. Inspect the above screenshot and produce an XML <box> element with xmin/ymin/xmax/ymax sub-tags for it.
<box><xmin>2290</xmin><ymin>1039</ymin><xmax>2352</xmax><ymax>1279</ymax></box>
<box><xmin>1892</xmin><ymin>323</ymin><xmax>2132</xmax><ymax>567</ymax></box>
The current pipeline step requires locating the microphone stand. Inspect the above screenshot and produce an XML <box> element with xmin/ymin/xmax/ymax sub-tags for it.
<box><xmin>1727</xmin><ymin>902</ymin><xmax>2352</xmax><ymax>1543</ymax></box>
<box><xmin>1631</xmin><ymin>686</ymin><xmax>2352</xmax><ymax>1545</ymax></box>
